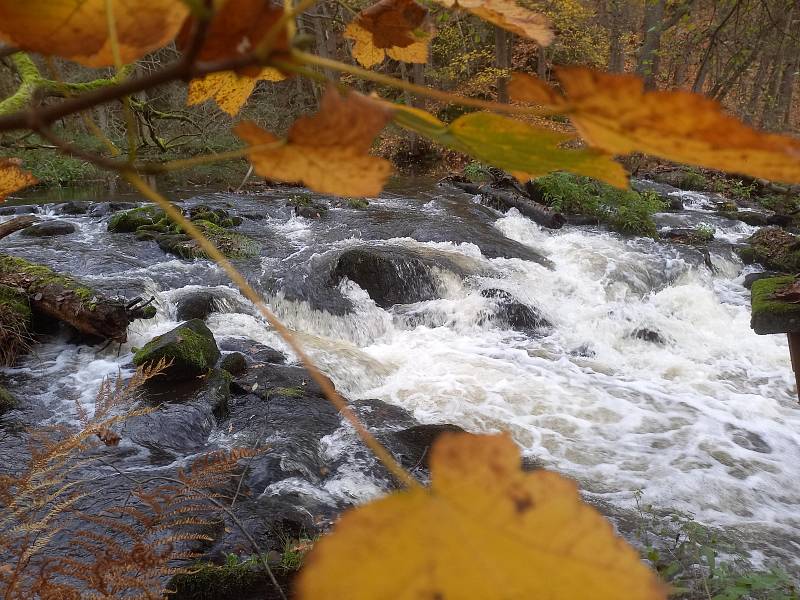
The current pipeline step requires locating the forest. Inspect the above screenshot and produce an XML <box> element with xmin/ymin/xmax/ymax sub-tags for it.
<box><xmin>0</xmin><ymin>0</ymin><xmax>799</xmax><ymax>598</ymax></box>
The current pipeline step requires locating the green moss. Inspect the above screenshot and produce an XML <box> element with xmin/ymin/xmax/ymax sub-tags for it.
<box><xmin>108</xmin><ymin>206</ymin><xmax>166</xmax><ymax>233</ymax></box>
<box><xmin>132</xmin><ymin>320</ymin><xmax>220</xmax><ymax>378</ymax></box>
<box><xmin>345</xmin><ymin>197</ymin><xmax>370</xmax><ymax>210</ymax></box>
<box><xmin>135</xmin><ymin>328</ymin><xmax>209</xmax><ymax>369</ymax></box>
<box><xmin>288</xmin><ymin>193</ymin><xmax>313</xmax><ymax>208</ymax></box>
<box><xmin>169</xmin><ymin>558</ymin><xmax>267</xmax><ymax>600</ymax></box>
<box><xmin>0</xmin><ymin>255</ymin><xmax>95</xmax><ymax>301</ymax></box>
<box><xmin>0</xmin><ymin>386</ymin><xmax>17</xmax><ymax>413</ymax></box>
<box><xmin>268</xmin><ymin>386</ymin><xmax>304</xmax><ymax>399</ymax></box>
<box><xmin>750</xmin><ymin>276</ymin><xmax>800</xmax><ymax>334</ymax></box>
<box><xmin>0</xmin><ymin>284</ymin><xmax>32</xmax><ymax>323</ymax></box>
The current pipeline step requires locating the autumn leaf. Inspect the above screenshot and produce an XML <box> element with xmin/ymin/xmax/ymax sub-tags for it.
<box><xmin>187</xmin><ymin>68</ymin><xmax>285</xmax><ymax>116</ymax></box>
<box><xmin>510</xmin><ymin>68</ymin><xmax>800</xmax><ymax>184</ymax></box>
<box><xmin>434</xmin><ymin>0</ymin><xmax>552</xmax><ymax>46</ymax></box>
<box><xmin>297</xmin><ymin>432</ymin><xmax>666</xmax><ymax>600</ymax></box>
<box><xmin>391</xmin><ymin>104</ymin><xmax>627</xmax><ymax>186</ymax></box>
<box><xmin>345</xmin><ymin>23</ymin><xmax>429</xmax><ymax>68</ymax></box>
<box><xmin>0</xmin><ymin>0</ymin><xmax>189</xmax><ymax>67</ymax></box>
<box><xmin>235</xmin><ymin>87</ymin><xmax>392</xmax><ymax>196</ymax></box>
<box><xmin>0</xmin><ymin>159</ymin><xmax>37</xmax><ymax>202</ymax></box>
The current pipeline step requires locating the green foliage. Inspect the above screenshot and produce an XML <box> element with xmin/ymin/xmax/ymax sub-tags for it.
<box><xmin>345</xmin><ymin>197</ymin><xmax>370</xmax><ymax>209</ymax></box>
<box><xmin>695</xmin><ymin>224</ymin><xmax>715</xmax><ymax>242</ymax></box>
<box><xmin>463</xmin><ymin>160</ymin><xmax>491</xmax><ymax>182</ymax></box>
<box><xmin>534</xmin><ymin>172</ymin><xmax>662</xmax><ymax>237</ymax></box>
<box><xmin>632</xmin><ymin>492</ymin><xmax>798</xmax><ymax>600</ymax></box>
<box><xmin>680</xmin><ymin>170</ymin><xmax>708</xmax><ymax>191</ymax></box>
<box><xmin>0</xmin><ymin>386</ymin><xmax>17</xmax><ymax>413</ymax></box>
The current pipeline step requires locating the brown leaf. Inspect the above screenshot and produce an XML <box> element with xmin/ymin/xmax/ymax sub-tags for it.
<box><xmin>356</xmin><ymin>0</ymin><xmax>427</xmax><ymax>49</ymax></box>
<box><xmin>0</xmin><ymin>0</ymin><xmax>189</xmax><ymax>67</ymax></box>
<box><xmin>510</xmin><ymin>68</ymin><xmax>800</xmax><ymax>184</ymax></box>
<box><xmin>235</xmin><ymin>87</ymin><xmax>392</xmax><ymax>196</ymax></box>
<box><xmin>770</xmin><ymin>280</ymin><xmax>800</xmax><ymax>303</ymax></box>
<box><xmin>434</xmin><ymin>0</ymin><xmax>553</xmax><ymax>45</ymax></box>
<box><xmin>0</xmin><ymin>158</ymin><xmax>37</xmax><ymax>202</ymax></box>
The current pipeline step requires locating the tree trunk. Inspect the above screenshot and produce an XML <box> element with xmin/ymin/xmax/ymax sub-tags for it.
<box><xmin>0</xmin><ymin>253</ymin><xmax>155</xmax><ymax>342</ymax></box>
<box><xmin>760</xmin><ymin>5</ymin><xmax>795</xmax><ymax>129</ymax></box>
<box><xmin>606</xmin><ymin>0</ymin><xmax>626</xmax><ymax>72</ymax></box>
<box><xmin>495</xmin><ymin>27</ymin><xmax>511</xmax><ymax>102</ymax></box>
<box><xmin>447</xmin><ymin>180</ymin><xmax>565</xmax><ymax>229</ymax></box>
<box><xmin>0</xmin><ymin>216</ymin><xmax>38</xmax><ymax>239</ymax></box>
<box><xmin>635</xmin><ymin>0</ymin><xmax>666</xmax><ymax>89</ymax></box>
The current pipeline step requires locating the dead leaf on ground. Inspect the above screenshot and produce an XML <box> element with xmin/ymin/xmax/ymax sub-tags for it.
<box><xmin>235</xmin><ymin>87</ymin><xmax>392</xmax><ymax>196</ymax></box>
<box><xmin>297</xmin><ymin>432</ymin><xmax>667</xmax><ymax>599</ymax></box>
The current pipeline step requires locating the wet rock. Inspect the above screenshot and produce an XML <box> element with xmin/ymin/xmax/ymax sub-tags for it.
<box><xmin>56</xmin><ymin>201</ymin><xmax>90</xmax><ymax>215</ymax></box>
<box><xmin>726</xmin><ymin>425</ymin><xmax>771</xmax><ymax>454</ymax></box>
<box><xmin>330</xmin><ymin>247</ymin><xmax>446</xmax><ymax>308</ymax></box>
<box><xmin>219</xmin><ymin>338</ymin><xmax>287</xmax><ymax>365</ymax></box>
<box><xmin>108</xmin><ymin>205</ymin><xmax>166</xmax><ymax>233</ymax></box>
<box><xmin>480</xmin><ymin>288</ymin><xmax>551</xmax><ymax>333</ymax></box>
<box><xmin>661</xmin><ymin>227</ymin><xmax>714</xmax><ymax>245</ymax></box>
<box><xmin>743</xmin><ymin>271</ymin><xmax>784</xmax><ymax>289</ymax></box>
<box><xmin>717</xmin><ymin>210</ymin><xmax>769</xmax><ymax>226</ymax></box>
<box><xmin>188</xmin><ymin>205</ymin><xmax>243</xmax><ymax>228</ymax></box>
<box><xmin>123</xmin><ymin>368</ymin><xmax>231</xmax><ymax>457</ymax></box>
<box><xmin>388</xmin><ymin>423</ymin><xmax>466</xmax><ymax>469</ymax></box>
<box><xmin>20</xmin><ymin>220</ymin><xmax>76</xmax><ymax>237</ymax></box>
<box><xmin>569</xmin><ymin>344</ymin><xmax>596</xmax><ymax>358</ymax></box>
<box><xmin>631</xmin><ymin>327</ymin><xmax>666</xmax><ymax>344</ymax></box>
<box><xmin>295</xmin><ymin>204</ymin><xmax>328</xmax><ymax>219</ymax></box>
<box><xmin>176</xmin><ymin>291</ymin><xmax>218</xmax><ymax>321</ymax></box>
<box><xmin>750</xmin><ymin>275</ymin><xmax>800</xmax><ymax>334</ymax></box>
<box><xmin>0</xmin><ymin>205</ymin><xmax>38</xmax><ymax>216</ymax></box>
<box><xmin>87</xmin><ymin>201</ymin><xmax>138</xmax><ymax>217</ymax></box>
<box><xmin>133</xmin><ymin>319</ymin><xmax>221</xmax><ymax>380</ymax></box>
<box><xmin>220</xmin><ymin>352</ymin><xmax>248</xmax><ymax>375</ymax></box>
<box><xmin>566</xmin><ymin>214</ymin><xmax>602</xmax><ymax>226</ymax></box>
<box><xmin>746</xmin><ymin>227</ymin><xmax>800</xmax><ymax>272</ymax></box>
<box><xmin>0</xmin><ymin>386</ymin><xmax>16</xmax><ymax>413</ymax></box>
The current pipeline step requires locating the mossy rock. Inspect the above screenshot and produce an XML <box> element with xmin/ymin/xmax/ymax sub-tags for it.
<box><xmin>133</xmin><ymin>319</ymin><xmax>220</xmax><ymax>380</ymax></box>
<box><xmin>107</xmin><ymin>206</ymin><xmax>166</xmax><ymax>233</ymax></box>
<box><xmin>189</xmin><ymin>205</ymin><xmax>242</xmax><ymax>228</ymax></box>
<box><xmin>0</xmin><ymin>255</ymin><xmax>95</xmax><ymax>302</ymax></box>
<box><xmin>746</xmin><ymin>227</ymin><xmax>800</xmax><ymax>272</ymax></box>
<box><xmin>0</xmin><ymin>386</ymin><xmax>17</xmax><ymax>413</ymax></box>
<box><xmin>750</xmin><ymin>276</ymin><xmax>800</xmax><ymax>334</ymax></box>
<box><xmin>169</xmin><ymin>560</ymin><xmax>269</xmax><ymax>600</ymax></box>
<box><xmin>220</xmin><ymin>352</ymin><xmax>247</xmax><ymax>375</ymax></box>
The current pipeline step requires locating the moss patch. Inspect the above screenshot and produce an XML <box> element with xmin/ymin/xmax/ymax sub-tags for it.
<box><xmin>108</xmin><ymin>205</ymin><xmax>166</xmax><ymax>233</ymax></box>
<box><xmin>133</xmin><ymin>319</ymin><xmax>221</xmax><ymax>379</ymax></box>
<box><xmin>750</xmin><ymin>276</ymin><xmax>800</xmax><ymax>334</ymax></box>
<box><xmin>0</xmin><ymin>386</ymin><xmax>17</xmax><ymax>413</ymax></box>
<box><xmin>169</xmin><ymin>559</ymin><xmax>268</xmax><ymax>600</ymax></box>
<box><xmin>268</xmin><ymin>386</ymin><xmax>304</xmax><ymax>399</ymax></box>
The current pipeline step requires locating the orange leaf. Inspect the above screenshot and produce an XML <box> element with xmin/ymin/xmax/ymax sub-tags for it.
<box><xmin>0</xmin><ymin>0</ymin><xmax>189</xmax><ymax>67</ymax></box>
<box><xmin>510</xmin><ymin>68</ymin><xmax>800</xmax><ymax>183</ymax></box>
<box><xmin>356</xmin><ymin>0</ymin><xmax>427</xmax><ymax>48</ymax></box>
<box><xmin>297</xmin><ymin>433</ymin><xmax>667</xmax><ymax>600</ymax></box>
<box><xmin>345</xmin><ymin>22</ymin><xmax>429</xmax><ymax>67</ymax></box>
<box><xmin>187</xmin><ymin>68</ymin><xmax>285</xmax><ymax>116</ymax></box>
<box><xmin>0</xmin><ymin>158</ymin><xmax>37</xmax><ymax>202</ymax></box>
<box><xmin>435</xmin><ymin>0</ymin><xmax>552</xmax><ymax>45</ymax></box>
<box><xmin>235</xmin><ymin>87</ymin><xmax>392</xmax><ymax>197</ymax></box>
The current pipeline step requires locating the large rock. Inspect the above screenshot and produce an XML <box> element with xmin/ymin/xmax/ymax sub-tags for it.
<box><xmin>175</xmin><ymin>291</ymin><xmax>218</xmax><ymax>321</ymax></box>
<box><xmin>20</xmin><ymin>220</ymin><xmax>76</xmax><ymax>237</ymax></box>
<box><xmin>56</xmin><ymin>201</ymin><xmax>90</xmax><ymax>215</ymax></box>
<box><xmin>746</xmin><ymin>227</ymin><xmax>800</xmax><ymax>273</ymax></box>
<box><xmin>133</xmin><ymin>319</ymin><xmax>221</xmax><ymax>379</ymax></box>
<box><xmin>480</xmin><ymin>288</ymin><xmax>551</xmax><ymax>333</ymax></box>
<box><xmin>387</xmin><ymin>423</ymin><xmax>466</xmax><ymax>469</ymax></box>
<box><xmin>750</xmin><ymin>275</ymin><xmax>800</xmax><ymax>334</ymax></box>
<box><xmin>108</xmin><ymin>205</ymin><xmax>166</xmax><ymax>233</ymax></box>
<box><xmin>331</xmin><ymin>247</ymin><xmax>450</xmax><ymax>308</ymax></box>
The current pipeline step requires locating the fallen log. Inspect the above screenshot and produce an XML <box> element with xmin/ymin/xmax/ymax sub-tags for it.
<box><xmin>0</xmin><ymin>254</ymin><xmax>155</xmax><ymax>342</ymax></box>
<box><xmin>0</xmin><ymin>215</ymin><xmax>39</xmax><ymax>239</ymax></box>
<box><xmin>447</xmin><ymin>180</ymin><xmax>565</xmax><ymax>229</ymax></box>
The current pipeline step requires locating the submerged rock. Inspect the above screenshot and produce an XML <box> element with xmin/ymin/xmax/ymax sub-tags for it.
<box><xmin>630</xmin><ymin>327</ymin><xmax>666</xmax><ymax>345</ymax></box>
<box><xmin>480</xmin><ymin>288</ymin><xmax>550</xmax><ymax>333</ymax></box>
<box><xmin>133</xmin><ymin>319</ymin><xmax>221</xmax><ymax>379</ymax></box>
<box><xmin>20</xmin><ymin>220</ymin><xmax>76</xmax><ymax>237</ymax></box>
<box><xmin>746</xmin><ymin>227</ymin><xmax>800</xmax><ymax>273</ymax></box>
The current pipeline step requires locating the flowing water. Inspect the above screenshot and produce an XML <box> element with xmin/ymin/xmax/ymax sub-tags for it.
<box><xmin>1</xmin><ymin>180</ymin><xmax>799</xmax><ymax>573</ymax></box>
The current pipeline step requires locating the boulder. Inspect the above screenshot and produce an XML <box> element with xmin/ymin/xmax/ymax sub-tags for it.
<box><xmin>388</xmin><ymin>423</ymin><xmax>466</xmax><ymax>469</ymax></box>
<box><xmin>220</xmin><ymin>352</ymin><xmax>248</xmax><ymax>375</ymax></box>
<box><xmin>20</xmin><ymin>220</ymin><xmax>76</xmax><ymax>237</ymax></box>
<box><xmin>175</xmin><ymin>291</ymin><xmax>218</xmax><ymax>321</ymax></box>
<box><xmin>750</xmin><ymin>275</ymin><xmax>800</xmax><ymax>334</ymax></box>
<box><xmin>219</xmin><ymin>338</ymin><xmax>287</xmax><ymax>365</ymax></box>
<box><xmin>480</xmin><ymin>288</ymin><xmax>551</xmax><ymax>333</ymax></box>
<box><xmin>188</xmin><ymin>205</ymin><xmax>242</xmax><ymax>228</ymax></box>
<box><xmin>746</xmin><ymin>227</ymin><xmax>800</xmax><ymax>273</ymax></box>
<box><xmin>330</xmin><ymin>247</ymin><xmax>443</xmax><ymax>308</ymax></box>
<box><xmin>108</xmin><ymin>205</ymin><xmax>166</xmax><ymax>233</ymax></box>
<box><xmin>133</xmin><ymin>319</ymin><xmax>221</xmax><ymax>379</ymax></box>
<box><xmin>743</xmin><ymin>271</ymin><xmax>784</xmax><ymax>289</ymax></box>
<box><xmin>631</xmin><ymin>327</ymin><xmax>666</xmax><ymax>344</ymax></box>
<box><xmin>56</xmin><ymin>201</ymin><xmax>90</xmax><ymax>215</ymax></box>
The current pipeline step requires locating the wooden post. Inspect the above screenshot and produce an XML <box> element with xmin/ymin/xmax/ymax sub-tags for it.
<box><xmin>788</xmin><ymin>332</ymin><xmax>800</xmax><ymax>403</ymax></box>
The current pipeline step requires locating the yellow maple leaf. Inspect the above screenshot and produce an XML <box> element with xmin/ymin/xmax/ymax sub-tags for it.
<box><xmin>235</xmin><ymin>87</ymin><xmax>392</xmax><ymax>197</ymax></box>
<box><xmin>187</xmin><ymin>68</ymin><xmax>285</xmax><ymax>116</ymax></box>
<box><xmin>510</xmin><ymin>68</ymin><xmax>800</xmax><ymax>184</ymax></box>
<box><xmin>345</xmin><ymin>22</ymin><xmax>429</xmax><ymax>67</ymax></box>
<box><xmin>0</xmin><ymin>158</ymin><xmax>37</xmax><ymax>202</ymax></box>
<box><xmin>389</xmin><ymin>103</ymin><xmax>627</xmax><ymax>187</ymax></box>
<box><xmin>297</xmin><ymin>432</ymin><xmax>667</xmax><ymax>600</ymax></box>
<box><xmin>0</xmin><ymin>0</ymin><xmax>189</xmax><ymax>67</ymax></box>
<box><xmin>434</xmin><ymin>0</ymin><xmax>552</xmax><ymax>46</ymax></box>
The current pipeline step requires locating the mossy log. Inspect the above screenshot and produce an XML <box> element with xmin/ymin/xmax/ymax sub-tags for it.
<box><xmin>448</xmin><ymin>180</ymin><xmax>565</xmax><ymax>229</ymax></box>
<box><xmin>0</xmin><ymin>254</ymin><xmax>155</xmax><ymax>342</ymax></box>
<box><xmin>0</xmin><ymin>215</ymin><xmax>39</xmax><ymax>239</ymax></box>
